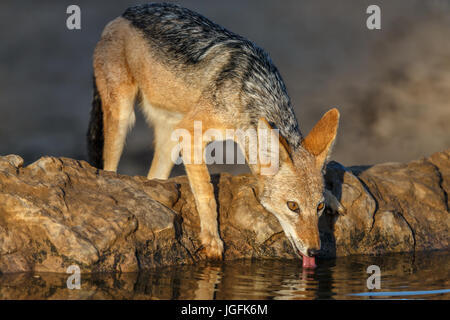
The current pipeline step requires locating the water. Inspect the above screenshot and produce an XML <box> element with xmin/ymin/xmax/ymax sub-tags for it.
<box><xmin>0</xmin><ymin>250</ymin><xmax>448</xmax><ymax>300</ymax></box>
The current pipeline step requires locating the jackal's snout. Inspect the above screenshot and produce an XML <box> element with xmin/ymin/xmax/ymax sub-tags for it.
<box><xmin>292</xmin><ymin>220</ymin><xmax>321</xmax><ymax>257</ymax></box>
<box><xmin>307</xmin><ymin>248</ymin><xmax>319</xmax><ymax>257</ymax></box>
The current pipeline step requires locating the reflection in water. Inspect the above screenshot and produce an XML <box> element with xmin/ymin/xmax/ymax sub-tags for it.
<box><xmin>0</xmin><ymin>251</ymin><xmax>448</xmax><ymax>300</ymax></box>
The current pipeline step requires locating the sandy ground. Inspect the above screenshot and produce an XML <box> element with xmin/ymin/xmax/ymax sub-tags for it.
<box><xmin>0</xmin><ymin>0</ymin><xmax>449</xmax><ymax>177</ymax></box>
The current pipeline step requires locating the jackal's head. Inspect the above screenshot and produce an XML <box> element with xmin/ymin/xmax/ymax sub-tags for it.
<box><xmin>255</xmin><ymin>109</ymin><xmax>340</xmax><ymax>267</ymax></box>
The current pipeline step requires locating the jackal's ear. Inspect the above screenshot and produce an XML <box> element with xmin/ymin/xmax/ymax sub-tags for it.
<box><xmin>257</xmin><ymin>118</ymin><xmax>291</xmax><ymax>168</ymax></box>
<box><xmin>302</xmin><ymin>108</ymin><xmax>340</xmax><ymax>168</ymax></box>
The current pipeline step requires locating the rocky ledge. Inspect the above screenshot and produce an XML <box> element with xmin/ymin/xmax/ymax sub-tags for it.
<box><xmin>0</xmin><ymin>150</ymin><xmax>449</xmax><ymax>273</ymax></box>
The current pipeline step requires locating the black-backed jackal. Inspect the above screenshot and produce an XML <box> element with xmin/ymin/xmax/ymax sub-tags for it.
<box><xmin>88</xmin><ymin>3</ymin><xmax>342</xmax><ymax>267</ymax></box>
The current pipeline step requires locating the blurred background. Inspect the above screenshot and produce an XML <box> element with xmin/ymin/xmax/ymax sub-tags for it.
<box><xmin>0</xmin><ymin>0</ymin><xmax>449</xmax><ymax>177</ymax></box>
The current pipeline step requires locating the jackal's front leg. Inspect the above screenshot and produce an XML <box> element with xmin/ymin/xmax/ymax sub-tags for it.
<box><xmin>184</xmin><ymin>163</ymin><xmax>224</xmax><ymax>260</ymax></box>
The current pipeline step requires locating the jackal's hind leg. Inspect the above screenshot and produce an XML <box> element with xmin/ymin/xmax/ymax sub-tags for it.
<box><xmin>101</xmin><ymin>87</ymin><xmax>136</xmax><ymax>172</ymax></box>
<box><xmin>147</xmin><ymin>123</ymin><xmax>179</xmax><ymax>180</ymax></box>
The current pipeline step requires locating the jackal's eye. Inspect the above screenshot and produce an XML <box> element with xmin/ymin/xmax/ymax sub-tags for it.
<box><xmin>287</xmin><ymin>201</ymin><xmax>300</xmax><ymax>213</ymax></box>
<box><xmin>317</xmin><ymin>202</ymin><xmax>325</xmax><ymax>212</ymax></box>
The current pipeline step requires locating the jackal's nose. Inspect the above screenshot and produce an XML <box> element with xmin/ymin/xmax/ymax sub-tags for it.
<box><xmin>307</xmin><ymin>248</ymin><xmax>319</xmax><ymax>257</ymax></box>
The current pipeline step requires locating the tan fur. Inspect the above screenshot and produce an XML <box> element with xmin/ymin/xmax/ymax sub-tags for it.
<box><xmin>255</xmin><ymin>117</ymin><xmax>340</xmax><ymax>256</ymax></box>
<box><xmin>94</xmin><ymin>18</ymin><xmax>234</xmax><ymax>258</ymax></box>
<box><xmin>94</xmin><ymin>17</ymin><xmax>341</xmax><ymax>260</ymax></box>
<box><xmin>302</xmin><ymin>108</ymin><xmax>340</xmax><ymax>167</ymax></box>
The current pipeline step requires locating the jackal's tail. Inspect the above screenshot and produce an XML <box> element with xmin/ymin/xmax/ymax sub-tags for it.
<box><xmin>87</xmin><ymin>76</ymin><xmax>104</xmax><ymax>169</ymax></box>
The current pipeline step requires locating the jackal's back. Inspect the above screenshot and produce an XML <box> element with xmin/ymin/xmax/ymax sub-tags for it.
<box><xmin>122</xmin><ymin>3</ymin><xmax>302</xmax><ymax>148</ymax></box>
<box><xmin>123</xmin><ymin>3</ymin><xmax>243</xmax><ymax>65</ymax></box>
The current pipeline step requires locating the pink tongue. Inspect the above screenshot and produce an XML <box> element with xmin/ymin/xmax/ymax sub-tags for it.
<box><xmin>301</xmin><ymin>254</ymin><xmax>316</xmax><ymax>268</ymax></box>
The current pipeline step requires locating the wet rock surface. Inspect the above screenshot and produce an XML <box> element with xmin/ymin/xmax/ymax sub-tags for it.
<box><xmin>0</xmin><ymin>150</ymin><xmax>449</xmax><ymax>273</ymax></box>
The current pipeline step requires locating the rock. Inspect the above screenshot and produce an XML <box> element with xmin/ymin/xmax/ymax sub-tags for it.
<box><xmin>0</xmin><ymin>150</ymin><xmax>449</xmax><ymax>273</ymax></box>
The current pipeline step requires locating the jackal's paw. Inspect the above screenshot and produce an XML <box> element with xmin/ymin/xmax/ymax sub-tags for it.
<box><xmin>197</xmin><ymin>233</ymin><xmax>224</xmax><ymax>260</ymax></box>
<box><xmin>324</xmin><ymin>189</ymin><xmax>346</xmax><ymax>215</ymax></box>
